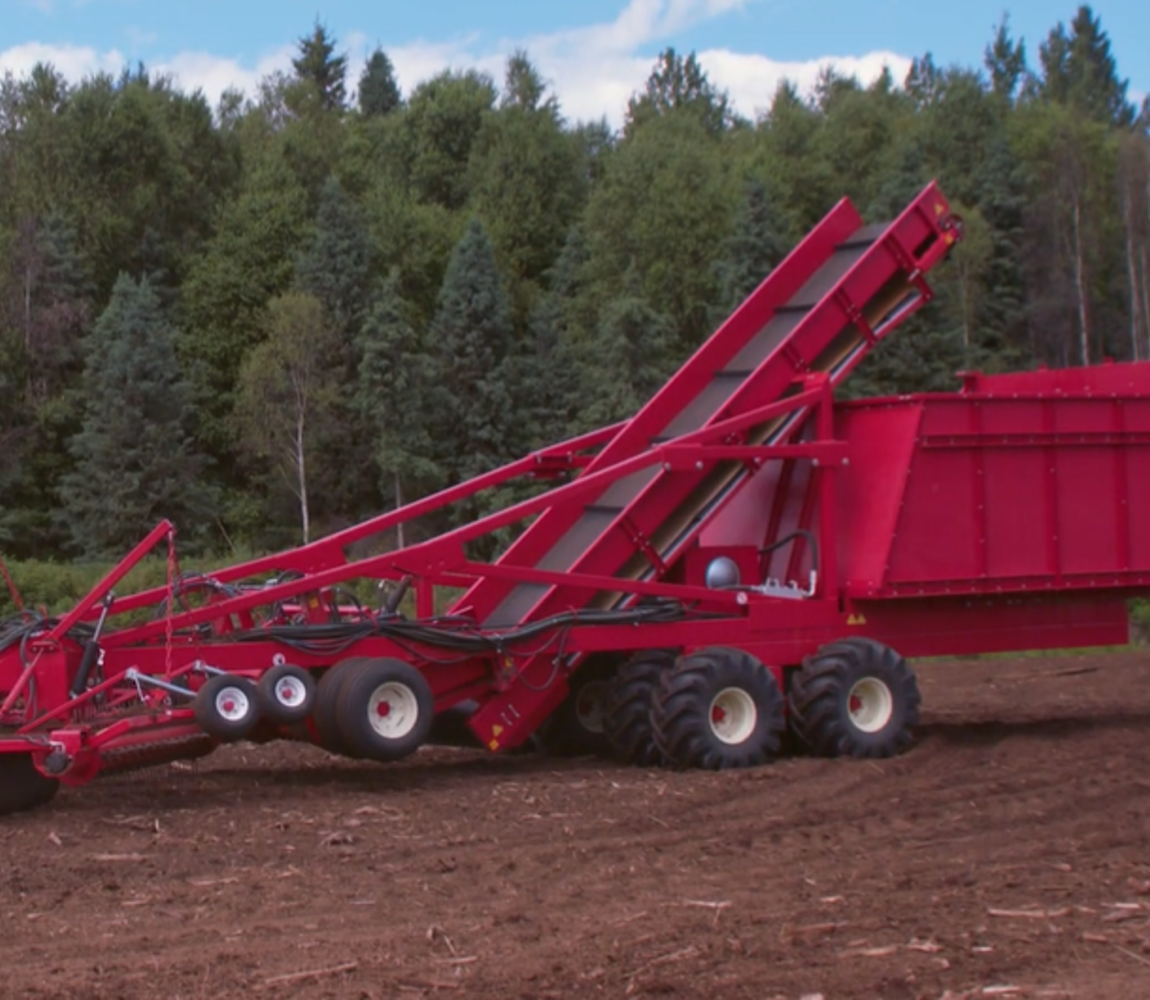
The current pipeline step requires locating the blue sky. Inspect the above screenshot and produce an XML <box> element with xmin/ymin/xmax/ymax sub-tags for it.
<box><xmin>2</xmin><ymin>0</ymin><xmax>1146</xmax><ymax>123</ymax></box>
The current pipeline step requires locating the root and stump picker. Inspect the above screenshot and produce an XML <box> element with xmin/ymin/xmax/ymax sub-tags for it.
<box><xmin>4</xmin><ymin>181</ymin><xmax>1149</xmax><ymax>815</ymax></box>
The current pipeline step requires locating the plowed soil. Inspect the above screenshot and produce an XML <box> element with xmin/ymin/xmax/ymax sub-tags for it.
<box><xmin>4</xmin><ymin>651</ymin><xmax>1150</xmax><ymax>1000</ymax></box>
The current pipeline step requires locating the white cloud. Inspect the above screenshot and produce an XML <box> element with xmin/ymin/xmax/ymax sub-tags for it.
<box><xmin>0</xmin><ymin>0</ymin><xmax>913</xmax><ymax>125</ymax></box>
<box><xmin>0</xmin><ymin>41</ymin><xmax>123</xmax><ymax>80</ymax></box>
<box><xmin>153</xmin><ymin>46</ymin><xmax>294</xmax><ymax>101</ymax></box>
<box><xmin>378</xmin><ymin>0</ymin><xmax>911</xmax><ymax>125</ymax></box>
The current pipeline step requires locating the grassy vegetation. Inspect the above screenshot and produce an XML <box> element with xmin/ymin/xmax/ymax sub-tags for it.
<box><xmin>0</xmin><ymin>554</ymin><xmax>465</xmax><ymax>621</ymax></box>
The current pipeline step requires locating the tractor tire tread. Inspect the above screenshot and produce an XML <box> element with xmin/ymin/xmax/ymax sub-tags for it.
<box><xmin>652</xmin><ymin>647</ymin><xmax>784</xmax><ymax>771</ymax></box>
<box><xmin>606</xmin><ymin>651</ymin><xmax>675</xmax><ymax>766</ymax></box>
<box><xmin>788</xmin><ymin>638</ymin><xmax>920</xmax><ymax>759</ymax></box>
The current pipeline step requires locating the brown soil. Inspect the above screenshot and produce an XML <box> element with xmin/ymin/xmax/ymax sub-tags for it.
<box><xmin>3</xmin><ymin>651</ymin><xmax>1150</xmax><ymax>1000</ymax></box>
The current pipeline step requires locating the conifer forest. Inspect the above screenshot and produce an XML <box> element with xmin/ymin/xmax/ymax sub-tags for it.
<box><xmin>0</xmin><ymin>7</ymin><xmax>1147</xmax><ymax>565</ymax></box>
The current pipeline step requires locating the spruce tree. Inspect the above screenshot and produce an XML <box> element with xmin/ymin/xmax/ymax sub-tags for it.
<box><xmin>427</xmin><ymin>220</ymin><xmax>514</xmax><ymax>487</ymax></box>
<box><xmin>515</xmin><ymin>227</ymin><xmax>591</xmax><ymax>444</ymax></box>
<box><xmin>626</xmin><ymin>49</ymin><xmax>731</xmax><ymax>136</ymax></box>
<box><xmin>61</xmin><ymin>274</ymin><xmax>211</xmax><ymax>557</ymax></box>
<box><xmin>984</xmin><ymin>15</ymin><xmax>1028</xmax><ymax>103</ymax></box>
<box><xmin>295</xmin><ymin>176</ymin><xmax>378</xmax><ymax>338</ymax></box>
<box><xmin>583</xmin><ymin>292</ymin><xmax>676</xmax><ymax>428</ymax></box>
<box><xmin>356</xmin><ymin>275</ymin><xmax>443</xmax><ymax>541</ymax></box>
<box><xmin>1039</xmin><ymin>6</ymin><xmax>1134</xmax><ymax>126</ymax></box>
<box><xmin>714</xmin><ymin>179</ymin><xmax>790</xmax><ymax>316</ymax></box>
<box><xmin>358</xmin><ymin>48</ymin><xmax>401</xmax><ymax>117</ymax></box>
<box><xmin>292</xmin><ymin>21</ymin><xmax>348</xmax><ymax>111</ymax></box>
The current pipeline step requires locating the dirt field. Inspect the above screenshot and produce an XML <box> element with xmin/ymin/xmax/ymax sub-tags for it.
<box><xmin>3</xmin><ymin>651</ymin><xmax>1150</xmax><ymax>999</ymax></box>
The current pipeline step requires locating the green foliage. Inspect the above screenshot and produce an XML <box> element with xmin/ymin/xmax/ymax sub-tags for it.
<box><xmin>0</xmin><ymin>556</ymin><xmax>171</xmax><ymax>617</ymax></box>
<box><xmin>179</xmin><ymin>154</ymin><xmax>310</xmax><ymax>457</ymax></box>
<box><xmin>714</xmin><ymin>179</ymin><xmax>790</xmax><ymax>315</ymax></box>
<box><xmin>61</xmin><ymin>274</ymin><xmax>212</xmax><ymax>557</ymax></box>
<box><xmin>428</xmin><ymin>219</ymin><xmax>515</xmax><ymax>475</ymax></box>
<box><xmin>356</xmin><ymin>274</ymin><xmax>444</xmax><ymax>513</ymax></box>
<box><xmin>467</xmin><ymin>54</ymin><xmax>586</xmax><ymax>291</ymax></box>
<box><xmin>292</xmin><ymin>21</ymin><xmax>348</xmax><ymax>111</ymax></box>
<box><xmin>0</xmin><ymin>14</ymin><xmax>1146</xmax><ymax>563</ymax></box>
<box><xmin>626</xmin><ymin>48</ymin><xmax>732</xmax><ymax>136</ymax></box>
<box><xmin>582</xmin><ymin>294</ymin><xmax>677</xmax><ymax>427</ymax></box>
<box><xmin>233</xmin><ymin>291</ymin><xmax>336</xmax><ymax>544</ymax></box>
<box><xmin>582</xmin><ymin>110</ymin><xmax>734</xmax><ymax>353</ymax></box>
<box><xmin>401</xmin><ymin>70</ymin><xmax>497</xmax><ymax>210</ymax></box>
<box><xmin>1038</xmin><ymin>5</ymin><xmax>1133</xmax><ymax>126</ymax></box>
<box><xmin>295</xmin><ymin>176</ymin><xmax>378</xmax><ymax>335</ymax></box>
<box><xmin>358</xmin><ymin>49</ymin><xmax>401</xmax><ymax>118</ymax></box>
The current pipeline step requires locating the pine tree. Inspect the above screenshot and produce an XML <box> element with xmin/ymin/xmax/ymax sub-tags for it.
<box><xmin>984</xmin><ymin>15</ymin><xmax>1028</xmax><ymax>103</ymax></box>
<box><xmin>295</xmin><ymin>176</ymin><xmax>378</xmax><ymax>338</ymax></box>
<box><xmin>714</xmin><ymin>179</ymin><xmax>790</xmax><ymax>315</ymax></box>
<box><xmin>293</xmin><ymin>21</ymin><xmax>348</xmax><ymax>111</ymax></box>
<box><xmin>61</xmin><ymin>275</ymin><xmax>211</xmax><ymax>557</ymax></box>
<box><xmin>515</xmin><ymin>227</ymin><xmax>591</xmax><ymax>444</ymax></box>
<box><xmin>358</xmin><ymin>48</ymin><xmax>401</xmax><ymax>117</ymax></box>
<box><xmin>626</xmin><ymin>49</ymin><xmax>731</xmax><ymax>136</ymax></box>
<box><xmin>427</xmin><ymin>220</ymin><xmax>514</xmax><ymax>488</ymax></box>
<box><xmin>1039</xmin><ymin>6</ymin><xmax>1134</xmax><ymax>126</ymax></box>
<box><xmin>356</xmin><ymin>274</ymin><xmax>443</xmax><ymax>541</ymax></box>
<box><xmin>0</xmin><ymin>212</ymin><xmax>93</xmax><ymax>556</ymax></box>
<box><xmin>501</xmin><ymin>50</ymin><xmax>548</xmax><ymax>111</ymax></box>
<box><xmin>467</xmin><ymin>52</ymin><xmax>584</xmax><ymax>288</ymax></box>
<box><xmin>583</xmin><ymin>292</ymin><xmax>676</xmax><ymax>428</ymax></box>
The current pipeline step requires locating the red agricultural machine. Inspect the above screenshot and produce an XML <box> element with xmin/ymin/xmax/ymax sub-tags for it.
<box><xmin>3</xmin><ymin>181</ymin><xmax>1148</xmax><ymax>816</ymax></box>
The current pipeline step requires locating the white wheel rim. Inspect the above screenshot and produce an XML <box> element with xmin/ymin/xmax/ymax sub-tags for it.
<box><xmin>273</xmin><ymin>675</ymin><xmax>307</xmax><ymax>707</ymax></box>
<box><xmin>215</xmin><ymin>686</ymin><xmax>251</xmax><ymax>722</ymax></box>
<box><xmin>367</xmin><ymin>681</ymin><xmax>419</xmax><ymax>740</ymax></box>
<box><xmin>708</xmin><ymin>687</ymin><xmax>758</xmax><ymax>745</ymax></box>
<box><xmin>847</xmin><ymin>677</ymin><xmax>894</xmax><ymax>733</ymax></box>
<box><xmin>575</xmin><ymin>680</ymin><xmax>609</xmax><ymax>734</ymax></box>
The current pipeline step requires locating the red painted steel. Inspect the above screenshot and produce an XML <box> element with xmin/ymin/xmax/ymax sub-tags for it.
<box><xmin>5</xmin><ymin>179</ymin><xmax>1149</xmax><ymax>804</ymax></box>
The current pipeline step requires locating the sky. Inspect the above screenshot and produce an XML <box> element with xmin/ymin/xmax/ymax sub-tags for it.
<box><xmin>1</xmin><ymin>0</ymin><xmax>1146</xmax><ymax>125</ymax></box>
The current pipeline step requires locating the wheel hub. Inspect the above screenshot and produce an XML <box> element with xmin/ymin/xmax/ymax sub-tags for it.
<box><xmin>708</xmin><ymin>688</ymin><xmax>757</xmax><ymax>745</ymax></box>
<box><xmin>367</xmin><ymin>682</ymin><xmax>418</xmax><ymax>739</ymax></box>
<box><xmin>215</xmin><ymin>687</ymin><xmax>250</xmax><ymax>722</ymax></box>
<box><xmin>274</xmin><ymin>676</ymin><xmax>306</xmax><ymax>705</ymax></box>
<box><xmin>846</xmin><ymin>677</ymin><xmax>895</xmax><ymax>733</ymax></box>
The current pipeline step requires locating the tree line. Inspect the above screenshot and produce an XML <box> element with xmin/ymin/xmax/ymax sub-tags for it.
<box><xmin>0</xmin><ymin>7</ymin><xmax>1146</xmax><ymax>561</ymax></box>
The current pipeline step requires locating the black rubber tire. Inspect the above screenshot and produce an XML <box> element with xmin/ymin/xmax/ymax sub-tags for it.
<box><xmin>311</xmin><ymin>657</ymin><xmax>372</xmax><ymax>756</ymax></box>
<box><xmin>334</xmin><ymin>658</ymin><xmax>434</xmax><ymax>762</ymax></box>
<box><xmin>0</xmin><ymin>754</ymin><xmax>60</xmax><ymax>816</ymax></box>
<box><xmin>652</xmin><ymin>647</ymin><xmax>785</xmax><ymax>770</ymax></box>
<box><xmin>539</xmin><ymin>654</ymin><xmax>619</xmax><ymax>757</ymax></box>
<box><xmin>605</xmin><ymin>650</ymin><xmax>675</xmax><ymax>766</ymax></box>
<box><xmin>788</xmin><ymin>637</ymin><xmax>920</xmax><ymax>758</ymax></box>
<box><xmin>257</xmin><ymin>664</ymin><xmax>316</xmax><ymax>725</ymax></box>
<box><xmin>192</xmin><ymin>674</ymin><xmax>261</xmax><ymax>742</ymax></box>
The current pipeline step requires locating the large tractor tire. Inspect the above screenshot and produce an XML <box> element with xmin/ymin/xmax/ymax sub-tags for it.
<box><xmin>311</xmin><ymin>656</ymin><xmax>373</xmax><ymax>756</ymax></box>
<box><xmin>605</xmin><ymin>650</ymin><xmax>675</xmax><ymax>766</ymax></box>
<box><xmin>652</xmin><ymin>647</ymin><xmax>785</xmax><ymax>770</ymax></box>
<box><xmin>334</xmin><ymin>658</ymin><xmax>434</xmax><ymax>762</ymax></box>
<box><xmin>788</xmin><ymin>637</ymin><xmax>920</xmax><ymax>758</ymax></box>
<box><xmin>539</xmin><ymin>655</ymin><xmax>619</xmax><ymax>757</ymax></box>
<box><xmin>0</xmin><ymin>754</ymin><xmax>60</xmax><ymax>816</ymax></box>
